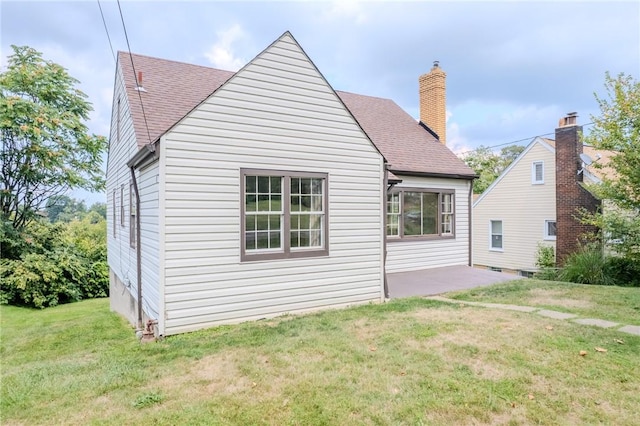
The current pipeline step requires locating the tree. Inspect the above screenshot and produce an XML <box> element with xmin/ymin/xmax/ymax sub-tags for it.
<box><xmin>0</xmin><ymin>45</ymin><xmax>107</xmax><ymax>229</ymax></box>
<box><xmin>583</xmin><ymin>72</ymin><xmax>640</xmax><ymax>263</ymax></box>
<box><xmin>461</xmin><ymin>144</ymin><xmax>525</xmax><ymax>194</ymax></box>
<box><xmin>45</xmin><ymin>195</ymin><xmax>87</xmax><ymax>223</ymax></box>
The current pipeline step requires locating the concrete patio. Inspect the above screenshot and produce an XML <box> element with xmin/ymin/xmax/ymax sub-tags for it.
<box><xmin>386</xmin><ymin>265</ymin><xmax>517</xmax><ymax>299</ymax></box>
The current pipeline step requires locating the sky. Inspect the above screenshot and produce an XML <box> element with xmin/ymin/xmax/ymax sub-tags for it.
<box><xmin>2</xmin><ymin>0</ymin><xmax>639</xmax><ymax>204</ymax></box>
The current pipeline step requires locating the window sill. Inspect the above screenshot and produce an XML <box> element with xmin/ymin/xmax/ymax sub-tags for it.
<box><xmin>241</xmin><ymin>248</ymin><xmax>329</xmax><ymax>262</ymax></box>
<box><xmin>489</xmin><ymin>248</ymin><xmax>504</xmax><ymax>252</ymax></box>
<box><xmin>543</xmin><ymin>237</ymin><xmax>557</xmax><ymax>241</ymax></box>
<box><xmin>387</xmin><ymin>235</ymin><xmax>456</xmax><ymax>242</ymax></box>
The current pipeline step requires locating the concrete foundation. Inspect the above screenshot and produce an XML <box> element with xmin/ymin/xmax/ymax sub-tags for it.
<box><xmin>109</xmin><ymin>268</ymin><xmax>138</xmax><ymax>327</ymax></box>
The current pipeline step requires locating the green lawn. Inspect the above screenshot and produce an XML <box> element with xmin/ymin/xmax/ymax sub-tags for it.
<box><xmin>2</xmin><ymin>290</ymin><xmax>639</xmax><ymax>425</ymax></box>
<box><xmin>447</xmin><ymin>279</ymin><xmax>640</xmax><ymax>325</ymax></box>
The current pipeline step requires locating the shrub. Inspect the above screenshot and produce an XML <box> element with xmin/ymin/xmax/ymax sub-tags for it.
<box><xmin>534</xmin><ymin>243</ymin><xmax>559</xmax><ymax>280</ymax></box>
<box><xmin>604</xmin><ymin>256</ymin><xmax>640</xmax><ymax>287</ymax></box>
<box><xmin>0</xmin><ymin>215</ymin><xmax>108</xmax><ymax>308</ymax></box>
<box><xmin>559</xmin><ymin>245</ymin><xmax>614</xmax><ymax>285</ymax></box>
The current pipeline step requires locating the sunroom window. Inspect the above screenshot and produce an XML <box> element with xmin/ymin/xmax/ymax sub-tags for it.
<box><xmin>386</xmin><ymin>189</ymin><xmax>455</xmax><ymax>238</ymax></box>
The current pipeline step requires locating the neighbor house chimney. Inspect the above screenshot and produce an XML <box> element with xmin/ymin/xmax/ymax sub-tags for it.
<box><xmin>419</xmin><ymin>61</ymin><xmax>447</xmax><ymax>145</ymax></box>
<box><xmin>555</xmin><ymin>112</ymin><xmax>600</xmax><ymax>265</ymax></box>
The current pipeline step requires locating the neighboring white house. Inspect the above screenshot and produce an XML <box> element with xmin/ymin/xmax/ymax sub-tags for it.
<box><xmin>106</xmin><ymin>32</ymin><xmax>475</xmax><ymax>336</ymax></box>
<box><xmin>473</xmin><ymin>114</ymin><xmax>611</xmax><ymax>274</ymax></box>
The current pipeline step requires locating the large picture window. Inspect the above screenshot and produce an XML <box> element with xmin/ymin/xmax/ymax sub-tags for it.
<box><xmin>242</xmin><ymin>169</ymin><xmax>328</xmax><ymax>261</ymax></box>
<box><xmin>387</xmin><ymin>189</ymin><xmax>455</xmax><ymax>238</ymax></box>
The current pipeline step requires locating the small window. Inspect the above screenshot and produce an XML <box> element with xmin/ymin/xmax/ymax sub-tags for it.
<box><xmin>386</xmin><ymin>192</ymin><xmax>400</xmax><ymax>236</ymax></box>
<box><xmin>112</xmin><ymin>189</ymin><xmax>117</xmax><ymax>238</ymax></box>
<box><xmin>130</xmin><ymin>182</ymin><xmax>137</xmax><ymax>248</ymax></box>
<box><xmin>519</xmin><ymin>270</ymin><xmax>535</xmax><ymax>278</ymax></box>
<box><xmin>488</xmin><ymin>266</ymin><xmax>502</xmax><ymax>272</ymax></box>
<box><xmin>120</xmin><ymin>184</ymin><xmax>125</xmax><ymax>227</ymax></box>
<box><xmin>490</xmin><ymin>220</ymin><xmax>503</xmax><ymax>250</ymax></box>
<box><xmin>544</xmin><ymin>220</ymin><xmax>557</xmax><ymax>240</ymax></box>
<box><xmin>116</xmin><ymin>98</ymin><xmax>121</xmax><ymax>144</ymax></box>
<box><xmin>532</xmin><ymin>161</ymin><xmax>544</xmax><ymax>184</ymax></box>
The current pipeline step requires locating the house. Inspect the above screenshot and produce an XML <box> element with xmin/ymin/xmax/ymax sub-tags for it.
<box><xmin>107</xmin><ymin>32</ymin><xmax>475</xmax><ymax>336</ymax></box>
<box><xmin>472</xmin><ymin>113</ymin><xmax>608</xmax><ymax>274</ymax></box>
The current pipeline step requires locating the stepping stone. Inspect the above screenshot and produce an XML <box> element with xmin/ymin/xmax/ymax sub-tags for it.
<box><xmin>536</xmin><ymin>309</ymin><xmax>577</xmax><ymax>320</ymax></box>
<box><xmin>479</xmin><ymin>303</ymin><xmax>538</xmax><ymax>312</ymax></box>
<box><xmin>618</xmin><ymin>325</ymin><xmax>640</xmax><ymax>336</ymax></box>
<box><xmin>572</xmin><ymin>318</ymin><xmax>619</xmax><ymax>328</ymax></box>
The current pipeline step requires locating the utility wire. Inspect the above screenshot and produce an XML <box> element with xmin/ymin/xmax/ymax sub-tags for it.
<box><xmin>97</xmin><ymin>0</ymin><xmax>116</xmax><ymax>63</ymax></box>
<box><xmin>116</xmin><ymin>0</ymin><xmax>153</xmax><ymax>146</ymax></box>
<box><xmin>457</xmin><ymin>122</ymin><xmax>594</xmax><ymax>156</ymax></box>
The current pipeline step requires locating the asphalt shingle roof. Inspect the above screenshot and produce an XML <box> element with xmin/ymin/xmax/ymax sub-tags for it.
<box><xmin>118</xmin><ymin>51</ymin><xmax>475</xmax><ymax>178</ymax></box>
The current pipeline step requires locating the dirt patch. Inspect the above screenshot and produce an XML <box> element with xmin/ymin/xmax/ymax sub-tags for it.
<box><xmin>528</xmin><ymin>289</ymin><xmax>594</xmax><ymax>309</ymax></box>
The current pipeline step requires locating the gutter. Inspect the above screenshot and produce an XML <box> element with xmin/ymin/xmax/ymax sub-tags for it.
<box><xmin>126</xmin><ymin>142</ymin><xmax>158</xmax><ymax>330</ymax></box>
<box><xmin>383</xmin><ymin>165</ymin><xmax>389</xmax><ymax>299</ymax></box>
<box><xmin>129</xmin><ymin>165</ymin><xmax>143</xmax><ymax>329</ymax></box>
<box><xmin>389</xmin><ymin>169</ymin><xmax>477</xmax><ymax>181</ymax></box>
<box><xmin>468</xmin><ymin>180</ymin><xmax>473</xmax><ymax>267</ymax></box>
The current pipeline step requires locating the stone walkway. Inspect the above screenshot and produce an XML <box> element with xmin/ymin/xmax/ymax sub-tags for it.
<box><xmin>426</xmin><ymin>296</ymin><xmax>640</xmax><ymax>336</ymax></box>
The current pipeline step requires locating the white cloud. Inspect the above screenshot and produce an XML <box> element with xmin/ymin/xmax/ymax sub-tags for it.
<box><xmin>447</xmin><ymin>121</ymin><xmax>473</xmax><ymax>156</ymax></box>
<box><xmin>204</xmin><ymin>24</ymin><xmax>247</xmax><ymax>71</ymax></box>
<box><xmin>324</xmin><ymin>0</ymin><xmax>367</xmax><ymax>24</ymax></box>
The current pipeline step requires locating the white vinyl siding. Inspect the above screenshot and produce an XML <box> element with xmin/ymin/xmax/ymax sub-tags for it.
<box><xmin>386</xmin><ymin>176</ymin><xmax>471</xmax><ymax>273</ymax></box>
<box><xmin>106</xmin><ymin>64</ymin><xmax>160</xmax><ymax>323</ymax></box>
<box><xmin>160</xmin><ymin>34</ymin><xmax>384</xmax><ymax>335</ymax></box>
<box><xmin>473</xmin><ymin>139</ymin><xmax>556</xmax><ymax>271</ymax></box>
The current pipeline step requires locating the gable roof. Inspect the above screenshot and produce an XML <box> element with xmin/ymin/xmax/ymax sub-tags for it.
<box><xmin>336</xmin><ymin>91</ymin><xmax>475</xmax><ymax>178</ymax></box>
<box><xmin>473</xmin><ymin>136</ymin><xmax>617</xmax><ymax>207</ymax></box>
<box><xmin>117</xmin><ymin>41</ymin><xmax>475</xmax><ymax>179</ymax></box>
<box><xmin>118</xmin><ymin>51</ymin><xmax>233</xmax><ymax>148</ymax></box>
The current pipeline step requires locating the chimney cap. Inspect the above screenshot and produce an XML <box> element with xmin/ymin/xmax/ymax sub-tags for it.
<box><xmin>433</xmin><ymin>60</ymin><xmax>440</xmax><ymax>68</ymax></box>
<box><xmin>567</xmin><ymin>112</ymin><xmax>577</xmax><ymax>117</ymax></box>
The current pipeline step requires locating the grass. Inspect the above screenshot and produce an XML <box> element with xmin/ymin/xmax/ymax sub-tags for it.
<box><xmin>2</xmin><ymin>292</ymin><xmax>640</xmax><ymax>425</ymax></box>
<box><xmin>447</xmin><ymin>279</ymin><xmax>640</xmax><ymax>325</ymax></box>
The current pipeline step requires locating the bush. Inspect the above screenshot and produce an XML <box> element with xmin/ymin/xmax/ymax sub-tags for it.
<box><xmin>534</xmin><ymin>243</ymin><xmax>559</xmax><ymax>280</ymax></box>
<box><xmin>604</xmin><ymin>256</ymin><xmax>640</xmax><ymax>287</ymax></box>
<box><xmin>0</xmin><ymin>215</ymin><xmax>108</xmax><ymax>308</ymax></box>
<box><xmin>559</xmin><ymin>245</ymin><xmax>614</xmax><ymax>285</ymax></box>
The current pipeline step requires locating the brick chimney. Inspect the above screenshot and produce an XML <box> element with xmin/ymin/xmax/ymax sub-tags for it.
<box><xmin>555</xmin><ymin>112</ymin><xmax>600</xmax><ymax>265</ymax></box>
<box><xmin>419</xmin><ymin>61</ymin><xmax>446</xmax><ymax>145</ymax></box>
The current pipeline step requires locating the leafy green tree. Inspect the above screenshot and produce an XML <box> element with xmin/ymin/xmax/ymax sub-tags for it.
<box><xmin>45</xmin><ymin>195</ymin><xmax>87</xmax><ymax>223</ymax></box>
<box><xmin>0</xmin><ymin>45</ymin><xmax>107</xmax><ymax>229</ymax></box>
<box><xmin>0</xmin><ymin>214</ymin><xmax>108</xmax><ymax>308</ymax></box>
<box><xmin>461</xmin><ymin>144</ymin><xmax>525</xmax><ymax>194</ymax></box>
<box><xmin>583</xmin><ymin>72</ymin><xmax>640</xmax><ymax>263</ymax></box>
<box><xmin>88</xmin><ymin>201</ymin><xmax>107</xmax><ymax>220</ymax></box>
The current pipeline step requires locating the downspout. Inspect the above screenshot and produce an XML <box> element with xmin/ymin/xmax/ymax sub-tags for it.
<box><xmin>129</xmin><ymin>166</ymin><xmax>143</xmax><ymax>329</ymax></box>
<box><xmin>468</xmin><ymin>179</ymin><xmax>473</xmax><ymax>267</ymax></box>
<box><xmin>383</xmin><ymin>166</ymin><xmax>389</xmax><ymax>299</ymax></box>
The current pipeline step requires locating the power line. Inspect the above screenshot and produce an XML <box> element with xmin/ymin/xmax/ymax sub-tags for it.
<box><xmin>116</xmin><ymin>0</ymin><xmax>153</xmax><ymax>146</ymax></box>
<box><xmin>457</xmin><ymin>122</ymin><xmax>594</xmax><ymax>156</ymax></box>
<box><xmin>97</xmin><ymin>0</ymin><xmax>116</xmax><ymax>63</ymax></box>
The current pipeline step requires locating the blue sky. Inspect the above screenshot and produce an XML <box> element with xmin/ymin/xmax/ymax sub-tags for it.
<box><xmin>2</xmin><ymin>1</ymin><xmax>639</xmax><ymax>204</ymax></box>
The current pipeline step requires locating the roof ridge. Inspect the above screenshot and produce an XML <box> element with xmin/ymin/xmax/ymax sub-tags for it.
<box><xmin>336</xmin><ymin>90</ymin><xmax>395</xmax><ymax>102</ymax></box>
<box><xmin>117</xmin><ymin>50</ymin><xmax>232</xmax><ymax>73</ymax></box>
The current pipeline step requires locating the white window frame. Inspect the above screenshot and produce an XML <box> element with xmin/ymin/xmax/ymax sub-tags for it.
<box><xmin>490</xmin><ymin>220</ymin><xmax>503</xmax><ymax>251</ymax></box>
<box><xmin>544</xmin><ymin>220</ymin><xmax>557</xmax><ymax>241</ymax></box>
<box><xmin>532</xmin><ymin>161</ymin><xmax>544</xmax><ymax>184</ymax></box>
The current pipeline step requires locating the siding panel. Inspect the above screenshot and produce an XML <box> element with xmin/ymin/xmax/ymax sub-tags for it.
<box><xmin>161</xmin><ymin>33</ymin><xmax>384</xmax><ymax>335</ymax></box>
<box><xmin>473</xmin><ymin>141</ymin><xmax>556</xmax><ymax>271</ymax></box>
<box><xmin>386</xmin><ymin>176</ymin><xmax>472</xmax><ymax>273</ymax></box>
